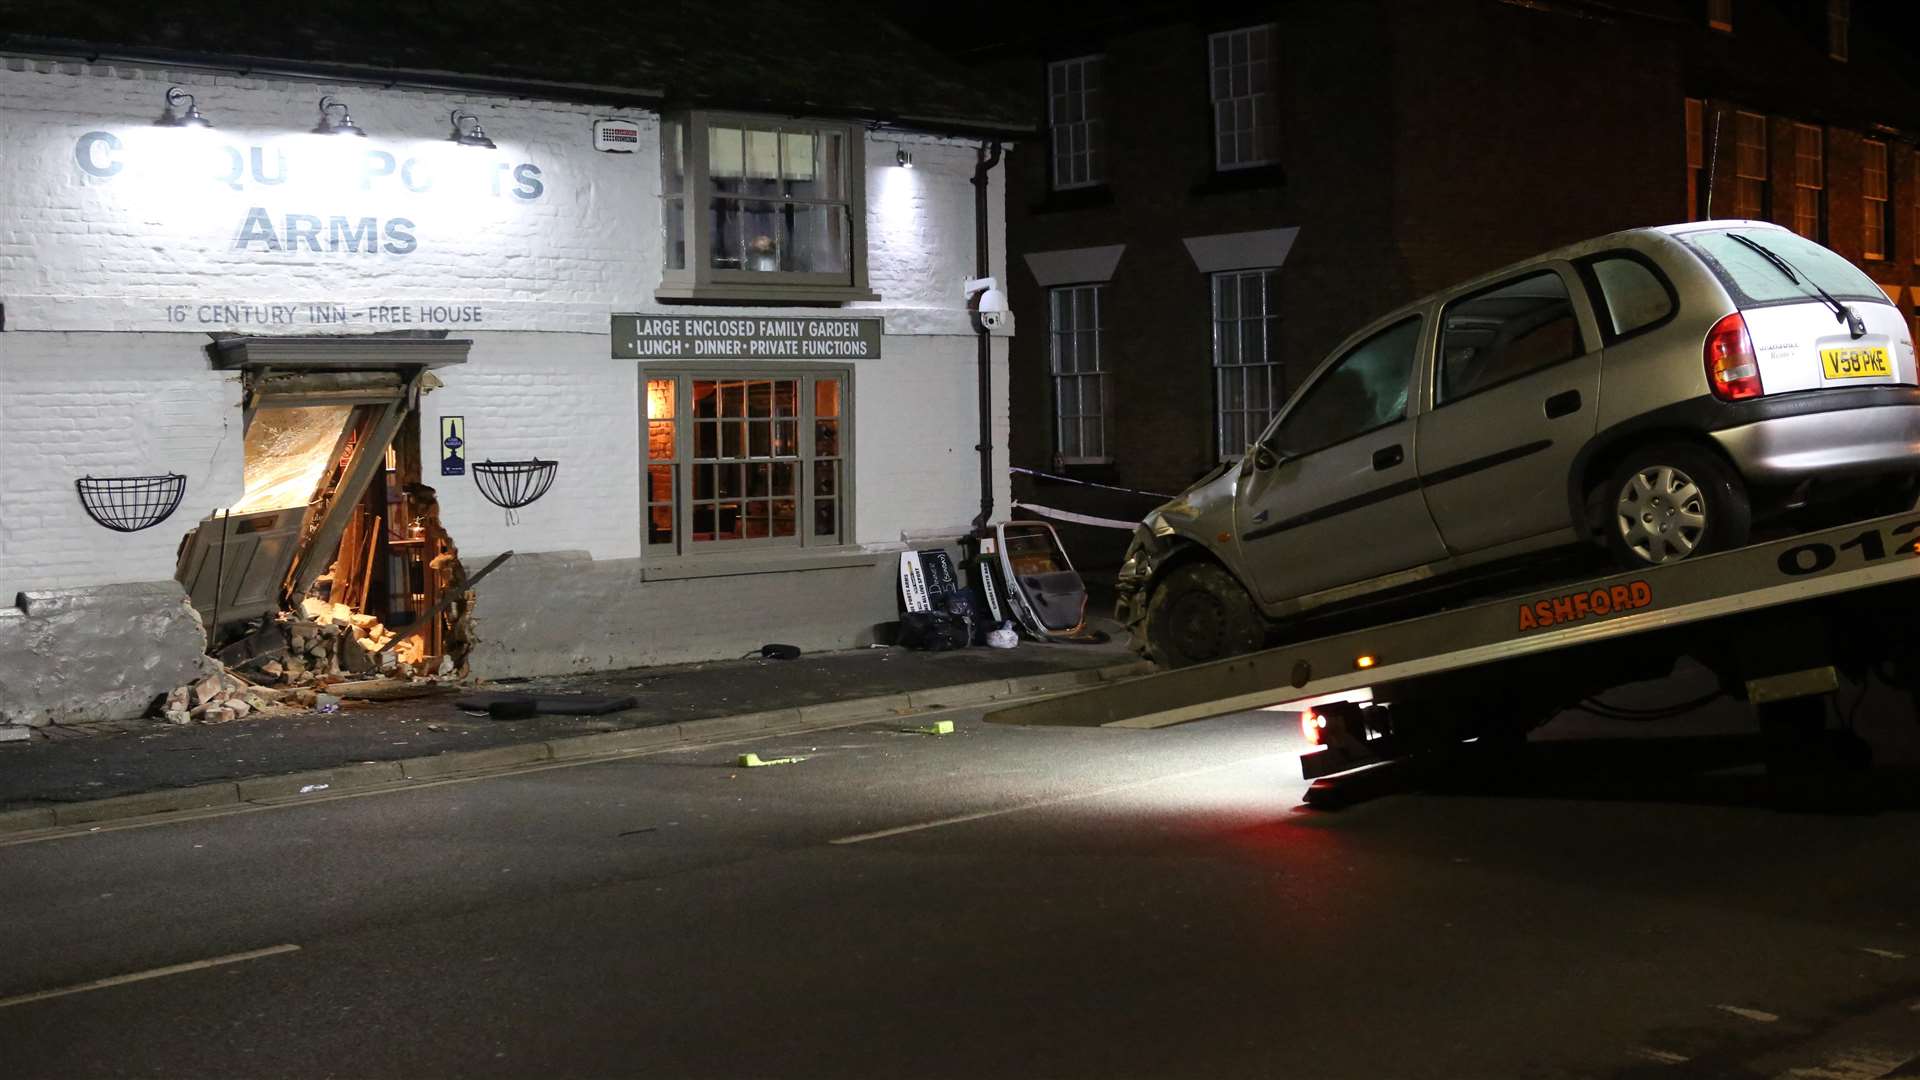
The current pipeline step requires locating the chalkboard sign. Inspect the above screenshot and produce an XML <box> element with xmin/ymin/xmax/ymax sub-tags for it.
<box><xmin>919</xmin><ymin>549</ymin><xmax>959</xmax><ymax>607</ymax></box>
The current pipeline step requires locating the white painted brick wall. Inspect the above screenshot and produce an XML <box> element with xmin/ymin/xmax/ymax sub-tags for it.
<box><xmin>429</xmin><ymin>332</ymin><xmax>641</xmax><ymax>561</ymax></box>
<box><xmin>0</xmin><ymin>332</ymin><xmax>242</xmax><ymax>595</ymax></box>
<box><xmin>0</xmin><ymin>59</ymin><xmax>1015</xmax><ymax>598</ymax></box>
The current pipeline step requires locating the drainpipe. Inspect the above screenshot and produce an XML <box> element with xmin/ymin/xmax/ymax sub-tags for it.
<box><xmin>970</xmin><ymin>140</ymin><xmax>1004</xmax><ymax>536</ymax></box>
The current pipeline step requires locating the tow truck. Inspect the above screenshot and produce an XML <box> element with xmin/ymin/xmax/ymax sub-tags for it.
<box><xmin>985</xmin><ymin>507</ymin><xmax>1920</xmax><ymax>807</ymax></box>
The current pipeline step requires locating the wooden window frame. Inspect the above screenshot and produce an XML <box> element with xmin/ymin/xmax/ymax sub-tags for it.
<box><xmin>1048</xmin><ymin>55</ymin><xmax>1106</xmax><ymax>191</ymax></box>
<box><xmin>1864</xmin><ymin>138</ymin><xmax>1889</xmax><ymax>261</ymax></box>
<box><xmin>1211</xmin><ymin>269</ymin><xmax>1284</xmax><ymax>461</ymax></box>
<box><xmin>1048</xmin><ymin>284</ymin><xmax>1110</xmax><ymax>464</ymax></box>
<box><xmin>1733</xmin><ymin>110</ymin><xmax>1768</xmax><ymax>222</ymax></box>
<box><xmin>1792</xmin><ymin>122</ymin><xmax>1824</xmax><ymax>241</ymax></box>
<box><xmin>1685</xmin><ymin>99</ymin><xmax>1705</xmax><ymax>221</ymax></box>
<box><xmin>655</xmin><ymin>111</ymin><xmax>876</xmax><ymax>304</ymax></box>
<box><xmin>641</xmin><ymin>365</ymin><xmax>853</xmax><ymax>558</ymax></box>
<box><xmin>1209</xmin><ymin>24</ymin><xmax>1279</xmax><ymax>172</ymax></box>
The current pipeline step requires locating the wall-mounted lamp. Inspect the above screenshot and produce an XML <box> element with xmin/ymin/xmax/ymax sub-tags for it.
<box><xmin>158</xmin><ymin>86</ymin><xmax>212</xmax><ymax>128</ymax></box>
<box><xmin>895</xmin><ymin>146</ymin><xmax>913</xmax><ymax>168</ymax></box>
<box><xmin>314</xmin><ymin>95</ymin><xmax>368</xmax><ymax>136</ymax></box>
<box><xmin>449</xmin><ymin>109</ymin><xmax>497</xmax><ymax>149</ymax></box>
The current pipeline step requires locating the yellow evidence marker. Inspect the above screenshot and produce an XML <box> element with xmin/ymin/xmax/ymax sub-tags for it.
<box><xmin>737</xmin><ymin>752</ymin><xmax>805</xmax><ymax>767</ymax></box>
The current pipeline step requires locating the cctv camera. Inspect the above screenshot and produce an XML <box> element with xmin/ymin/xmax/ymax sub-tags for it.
<box><xmin>964</xmin><ymin>276</ymin><xmax>1008</xmax><ymax>333</ymax></box>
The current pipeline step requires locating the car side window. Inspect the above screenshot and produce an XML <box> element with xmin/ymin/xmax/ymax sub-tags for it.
<box><xmin>1436</xmin><ymin>270</ymin><xmax>1585</xmax><ymax>406</ymax></box>
<box><xmin>1271</xmin><ymin>316</ymin><xmax>1422</xmax><ymax>458</ymax></box>
<box><xmin>1589</xmin><ymin>255</ymin><xmax>1675</xmax><ymax>338</ymax></box>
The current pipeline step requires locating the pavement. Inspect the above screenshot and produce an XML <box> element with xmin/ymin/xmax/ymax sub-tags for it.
<box><xmin>0</xmin><ymin>627</ymin><xmax>1145</xmax><ymax>830</ymax></box>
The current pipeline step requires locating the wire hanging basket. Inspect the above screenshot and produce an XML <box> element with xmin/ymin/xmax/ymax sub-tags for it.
<box><xmin>75</xmin><ymin>474</ymin><xmax>188</xmax><ymax>533</ymax></box>
<box><xmin>472</xmin><ymin>459</ymin><xmax>557</xmax><ymax>510</ymax></box>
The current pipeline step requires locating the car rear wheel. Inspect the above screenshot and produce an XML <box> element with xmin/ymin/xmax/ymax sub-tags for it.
<box><xmin>1143</xmin><ymin>562</ymin><xmax>1265</xmax><ymax>668</ymax></box>
<box><xmin>1603</xmin><ymin>443</ymin><xmax>1750</xmax><ymax>569</ymax></box>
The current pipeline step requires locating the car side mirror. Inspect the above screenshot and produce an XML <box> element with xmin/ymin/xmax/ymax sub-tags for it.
<box><xmin>1251</xmin><ymin>444</ymin><xmax>1282</xmax><ymax>471</ymax></box>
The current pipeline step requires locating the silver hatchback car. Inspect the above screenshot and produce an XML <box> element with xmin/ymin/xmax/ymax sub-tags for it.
<box><xmin>1118</xmin><ymin>221</ymin><xmax>1920</xmax><ymax>666</ymax></box>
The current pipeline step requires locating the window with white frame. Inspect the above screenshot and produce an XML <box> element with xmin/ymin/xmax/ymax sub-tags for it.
<box><xmin>1212</xmin><ymin>270</ymin><xmax>1283</xmax><ymax>460</ymax></box>
<box><xmin>1048</xmin><ymin>285</ymin><xmax>1108</xmax><ymax>463</ymax></box>
<box><xmin>1685</xmin><ymin>98</ymin><xmax>1705</xmax><ymax>221</ymax></box>
<box><xmin>1733</xmin><ymin>111</ymin><xmax>1768</xmax><ymax>221</ymax></box>
<box><xmin>1792</xmin><ymin>123</ymin><xmax>1824</xmax><ymax>240</ymax></box>
<box><xmin>642</xmin><ymin>369</ymin><xmax>848</xmax><ymax>553</ymax></box>
<box><xmin>1864</xmin><ymin>139</ymin><xmax>1889</xmax><ymax>260</ymax></box>
<box><xmin>657</xmin><ymin>112</ymin><xmax>871</xmax><ymax>303</ymax></box>
<box><xmin>1708</xmin><ymin>0</ymin><xmax>1733</xmax><ymax>32</ymax></box>
<box><xmin>1828</xmin><ymin>0</ymin><xmax>1850</xmax><ymax>61</ymax></box>
<box><xmin>1048</xmin><ymin>56</ymin><xmax>1105</xmax><ymax>190</ymax></box>
<box><xmin>1209</xmin><ymin>24</ymin><xmax>1277</xmax><ymax>171</ymax></box>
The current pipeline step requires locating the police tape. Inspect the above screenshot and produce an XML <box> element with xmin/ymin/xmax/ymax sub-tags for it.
<box><xmin>1011</xmin><ymin>501</ymin><xmax>1140</xmax><ymax>530</ymax></box>
<box><xmin>1009</xmin><ymin>466</ymin><xmax>1173</xmax><ymax>499</ymax></box>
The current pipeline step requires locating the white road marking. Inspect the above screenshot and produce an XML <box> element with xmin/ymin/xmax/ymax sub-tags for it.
<box><xmin>1861</xmin><ymin>947</ymin><xmax>1908</xmax><ymax>960</ymax></box>
<box><xmin>829</xmin><ymin>753</ymin><xmax>1294</xmax><ymax>845</ymax></box>
<box><xmin>1715</xmin><ymin>1004</ymin><xmax>1779</xmax><ymax>1023</ymax></box>
<box><xmin>0</xmin><ymin>944</ymin><xmax>301</xmax><ymax>1009</ymax></box>
<box><xmin>1630</xmin><ymin>1046</ymin><xmax>1690</xmax><ymax>1065</ymax></box>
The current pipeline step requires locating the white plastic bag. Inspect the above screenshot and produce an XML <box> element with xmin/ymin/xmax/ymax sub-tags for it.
<box><xmin>986</xmin><ymin>620</ymin><xmax>1018</xmax><ymax>650</ymax></box>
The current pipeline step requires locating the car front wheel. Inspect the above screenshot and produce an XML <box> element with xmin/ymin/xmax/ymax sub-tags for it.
<box><xmin>1143</xmin><ymin>562</ymin><xmax>1265</xmax><ymax>668</ymax></box>
<box><xmin>1602</xmin><ymin>443</ymin><xmax>1750</xmax><ymax>569</ymax></box>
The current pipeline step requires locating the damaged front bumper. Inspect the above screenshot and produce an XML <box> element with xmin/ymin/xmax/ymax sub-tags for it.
<box><xmin>1113</xmin><ymin>521</ymin><xmax>1166</xmax><ymax>652</ymax></box>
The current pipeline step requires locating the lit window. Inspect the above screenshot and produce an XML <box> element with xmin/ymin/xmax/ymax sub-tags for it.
<box><xmin>657</xmin><ymin>113</ymin><xmax>872</xmax><ymax>303</ymax></box>
<box><xmin>1212</xmin><ymin>269</ymin><xmax>1284</xmax><ymax>460</ymax></box>
<box><xmin>1733</xmin><ymin>111</ymin><xmax>1768</xmax><ymax>221</ymax></box>
<box><xmin>1828</xmin><ymin>0</ymin><xmax>1850</xmax><ymax>61</ymax></box>
<box><xmin>1863</xmin><ymin>139</ymin><xmax>1889</xmax><ymax>260</ymax></box>
<box><xmin>1048</xmin><ymin>285</ymin><xmax>1108</xmax><ymax>463</ymax></box>
<box><xmin>1792</xmin><ymin>123</ymin><xmax>1824</xmax><ymax>240</ymax></box>
<box><xmin>642</xmin><ymin>370</ymin><xmax>848</xmax><ymax>552</ymax></box>
<box><xmin>1209</xmin><ymin>24</ymin><xmax>1277</xmax><ymax>171</ymax></box>
<box><xmin>1685</xmin><ymin>98</ymin><xmax>1705</xmax><ymax>221</ymax></box>
<box><xmin>1048</xmin><ymin>56</ymin><xmax>1105</xmax><ymax>190</ymax></box>
<box><xmin>1708</xmin><ymin>0</ymin><xmax>1733</xmax><ymax>32</ymax></box>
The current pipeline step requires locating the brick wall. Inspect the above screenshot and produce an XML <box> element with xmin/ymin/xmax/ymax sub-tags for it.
<box><xmin>993</xmin><ymin>0</ymin><xmax>1919</xmax><ymax>566</ymax></box>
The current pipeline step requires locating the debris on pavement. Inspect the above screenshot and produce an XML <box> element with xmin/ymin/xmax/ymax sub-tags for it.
<box><xmin>897</xmin><ymin>720</ymin><xmax>956</xmax><ymax>736</ymax></box>
<box><xmin>736</xmin><ymin>752</ymin><xmax>806</xmax><ymax>768</ymax></box>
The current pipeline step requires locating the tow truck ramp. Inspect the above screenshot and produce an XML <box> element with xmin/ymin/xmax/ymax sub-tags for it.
<box><xmin>986</xmin><ymin>509</ymin><xmax>1920</xmax><ymax>785</ymax></box>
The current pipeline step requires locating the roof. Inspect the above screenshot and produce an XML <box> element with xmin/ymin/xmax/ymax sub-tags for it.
<box><xmin>0</xmin><ymin>0</ymin><xmax>1031</xmax><ymax>136</ymax></box>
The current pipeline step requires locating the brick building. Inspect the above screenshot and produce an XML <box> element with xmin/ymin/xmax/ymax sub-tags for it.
<box><xmin>950</xmin><ymin>0</ymin><xmax>1920</xmax><ymax>566</ymax></box>
<box><xmin>0</xmin><ymin>2</ymin><xmax>1024</xmax><ymax>727</ymax></box>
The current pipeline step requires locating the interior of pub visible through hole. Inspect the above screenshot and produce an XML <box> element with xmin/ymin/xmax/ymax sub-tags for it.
<box><xmin>174</xmin><ymin>367</ymin><xmax>469</xmax><ymax>688</ymax></box>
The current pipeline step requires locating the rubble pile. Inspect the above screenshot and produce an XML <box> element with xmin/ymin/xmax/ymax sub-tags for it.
<box><xmin>159</xmin><ymin>671</ymin><xmax>311</xmax><ymax>726</ymax></box>
<box><xmin>153</xmin><ymin>596</ymin><xmax>464</xmax><ymax>726</ymax></box>
<box><xmin>288</xmin><ymin>597</ymin><xmax>422</xmax><ymax>680</ymax></box>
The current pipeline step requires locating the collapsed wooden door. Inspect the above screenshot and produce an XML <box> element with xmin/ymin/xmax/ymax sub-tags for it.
<box><xmin>174</xmin><ymin>336</ymin><xmax>468</xmax><ymax>640</ymax></box>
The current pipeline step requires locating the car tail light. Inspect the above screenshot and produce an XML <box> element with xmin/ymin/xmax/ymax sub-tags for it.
<box><xmin>1301</xmin><ymin>708</ymin><xmax>1325</xmax><ymax>745</ymax></box>
<box><xmin>1705</xmin><ymin>312</ymin><xmax>1763</xmax><ymax>401</ymax></box>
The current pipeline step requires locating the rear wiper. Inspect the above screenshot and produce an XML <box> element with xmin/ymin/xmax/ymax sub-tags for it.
<box><xmin>1727</xmin><ymin>233</ymin><xmax>1867</xmax><ymax>338</ymax></box>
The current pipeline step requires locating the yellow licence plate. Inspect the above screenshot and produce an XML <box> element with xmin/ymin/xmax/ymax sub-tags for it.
<box><xmin>1821</xmin><ymin>346</ymin><xmax>1891</xmax><ymax>379</ymax></box>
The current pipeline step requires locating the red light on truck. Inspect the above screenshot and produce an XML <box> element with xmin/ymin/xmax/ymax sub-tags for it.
<box><xmin>1301</xmin><ymin>708</ymin><xmax>1325</xmax><ymax>744</ymax></box>
<box><xmin>1704</xmin><ymin>312</ymin><xmax>1763</xmax><ymax>401</ymax></box>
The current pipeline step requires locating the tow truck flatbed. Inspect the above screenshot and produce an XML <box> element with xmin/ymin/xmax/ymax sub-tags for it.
<box><xmin>986</xmin><ymin>508</ymin><xmax>1920</xmax><ymax>791</ymax></box>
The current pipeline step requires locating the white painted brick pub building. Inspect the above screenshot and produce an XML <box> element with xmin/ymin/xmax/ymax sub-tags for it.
<box><xmin>0</xmin><ymin>13</ymin><xmax>1023</xmax><ymax>728</ymax></box>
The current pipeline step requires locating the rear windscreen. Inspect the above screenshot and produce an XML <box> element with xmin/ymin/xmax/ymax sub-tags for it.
<box><xmin>1678</xmin><ymin>229</ymin><xmax>1889</xmax><ymax>309</ymax></box>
